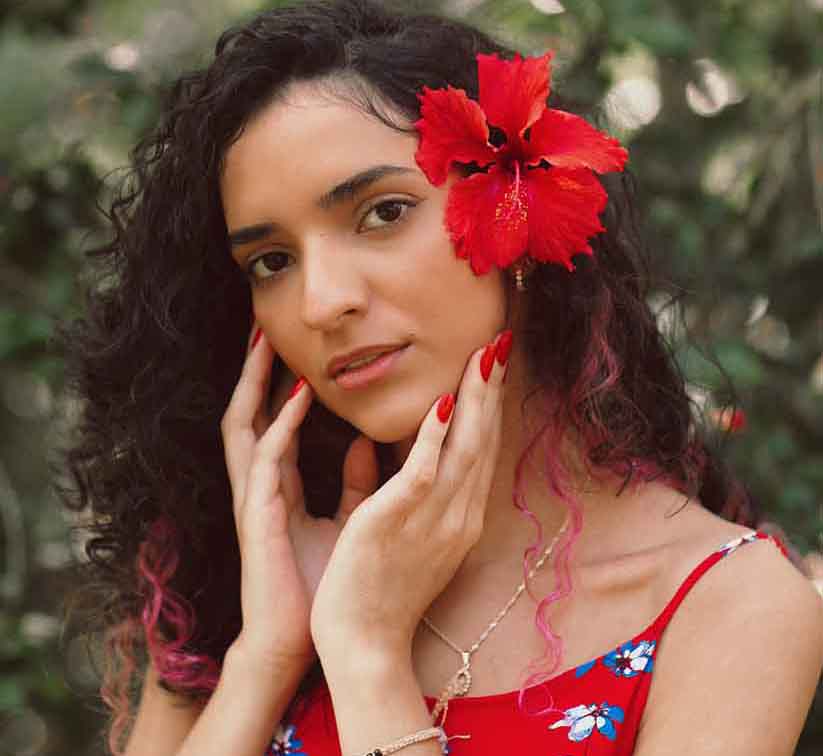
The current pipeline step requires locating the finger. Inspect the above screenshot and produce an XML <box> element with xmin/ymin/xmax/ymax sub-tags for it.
<box><xmin>446</xmin><ymin>329</ymin><xmax>510</xmax><ymax>526</ymax></box>
<box><xmin>273</xmin><ymin>375</ymin><xmax>309</xmax><ymax>524</ymax></box>
<box><xmin>464</xmin><ymin>399</ymin><xmax>503</xmax><ymax>538</ymax></box>
<box><xmin>372</xmin><ymin>392</ymin><xmax>456</xmax><ymax>523</ymax></box>
<box><xmin>485</xmin><ymin>329</ymin><xmax>511</xmax><ymax>409</ymax></box>
<box><xmin>336</xmin><ymin>434</ymin><xmax>380</xmax><ymax>527</ymax></box>
<box><xmin>470</xmin><ymin>328</ymin><xmax>509</xmax><ymax>506</ymax></box>
<box><xmin>249</xmin><ymin>329</ymin><xmax>277</xmax><ymax>437</ymax></box>
<box><xmin>243</xmin><ymin>379</ymin><xmax>313</xmax><ymax>518</ymax></box>
<box><xmin>434</xmin><ymin>342</ymin><xmax>496</xmax><ymax>504</ymax></box>
<box><xmin>222</xmin><ymin>327</ymin><xmax>277</xmax><ymax>500</ymax></box>
<box><xmin>245</xmin><ymin>322</ymin><xmax>261</xmax><ymax>353</ymax></box>
<box><xmin>275</xmin><ymin>372</ymin><xmax>302</xmax><ymax>468</ymax></box>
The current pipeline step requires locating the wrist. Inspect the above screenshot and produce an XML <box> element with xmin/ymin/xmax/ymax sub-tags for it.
<box><xmin>226</xmin><ymin>636</ymin><xmax>316</xmax><ymax>694</ymax></box>
<box><xmin>319</xmin><ymin>645</ymin><xmax>439</xmax><ymax>756</ymax></box>
<box><xmin>312</xmin><ymin>613</ymin><xmax>414</xmax><ymax>660</ymax></box>
<box><xmin>317</xmin><ymin>634</ymin><xmax>413</xmax><ymax>688</ymax></box>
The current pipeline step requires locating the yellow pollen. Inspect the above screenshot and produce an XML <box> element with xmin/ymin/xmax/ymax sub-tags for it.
<box><xmin>494</xmin><ymin>161</ymin><xmax>528</xmax><ymax>229</ymax></box>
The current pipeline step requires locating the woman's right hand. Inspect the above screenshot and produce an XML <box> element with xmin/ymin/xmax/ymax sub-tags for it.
<box><xmin>220</xmin><ymin>324</ymin><xmax>379</xmax><ymax>671</ymax></box>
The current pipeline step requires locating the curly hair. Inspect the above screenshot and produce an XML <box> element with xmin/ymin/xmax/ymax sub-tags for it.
<box><xmin>53</xmin><ymin>0</ymin><xmax>771</xmax><ymax>752</ymax></box>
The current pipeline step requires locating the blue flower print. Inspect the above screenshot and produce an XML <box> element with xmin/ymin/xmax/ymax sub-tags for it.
<box><xmin>549</xmin><ymin>702</ymin><xmax>625</xmax><ymax>742</ymax></box>
<box><xmin>268</xmin><ymin>723</ymin><xmax>308</xmax><ymax>756</ymax></box>
<box><xmin>574</xmin><ymin>659</ymin><xmax>596</xmax><ymax>678</ymax></box>
<box><xmin>603</xmin><ymin>639</ymin><xmax>655</xmax><ymax>678</ymax></box>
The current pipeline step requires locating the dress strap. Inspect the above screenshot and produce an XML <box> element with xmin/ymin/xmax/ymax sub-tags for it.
<box><xmin>648</xmin><ymin>530</ymin><xmax>789</xmax><ymax>635</ymax></box>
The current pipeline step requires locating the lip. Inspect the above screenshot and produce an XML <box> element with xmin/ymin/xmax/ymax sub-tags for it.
<box><xmin>327</xmin><ymin>343</ymin><xmax>409</xmax><ymax>378</ymax></box>
<box><xmin>332</xmin><ymin>344</ymin><xmax>409</xmax><ymax>390</ymax></box>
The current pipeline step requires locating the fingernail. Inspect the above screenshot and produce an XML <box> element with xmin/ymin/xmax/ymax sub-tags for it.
<box><xmin>288</xmin><ymin>376</ymin><xmax>307</xmax><ymax>399</ymax></box>
<box><xmin>437</xmin><ymin>393</ymin><xmax>455</xmax><ymax>423</ymax></box>
<box><xmin>496</xmin><ymin>329</ymin><xmax>513</xmax><ymax>366</ymax></box>
<box><xmin>479</xmin><ymin>343</ymin><xmax>496</xmax><ymax>382</ymax></box>
<box><xmin>252</xmin><ymin>327</ymin><xmax>263</xmax><ymax>349</ymax></box>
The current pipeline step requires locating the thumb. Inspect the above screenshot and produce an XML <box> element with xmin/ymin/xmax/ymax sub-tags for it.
<box><xmin>337</xmin><ymin>434</ymin><xmax>379</xmax><ymax>525</ymax></box>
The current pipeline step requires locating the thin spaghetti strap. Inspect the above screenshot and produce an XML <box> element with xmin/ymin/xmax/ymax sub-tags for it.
<box><xmin>647</xmin><ymin>530</ymin><xmax>788</xmax><ymax>636</ymax></box>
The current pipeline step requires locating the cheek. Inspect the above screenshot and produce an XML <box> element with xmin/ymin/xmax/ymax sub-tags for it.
<box><xmin>412</xmin><ymin>242</ymin><xmax>507</xmax><ymax>340</ymax></box>
<box><xmin>251</xmin><ymin>303</ymin><xmax>303</xmax><ymax>376</ymax></box>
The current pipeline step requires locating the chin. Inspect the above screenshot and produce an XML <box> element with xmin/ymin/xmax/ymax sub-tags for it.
<box><xmin>331</xmin><ymin>392</ymin><xmax>435</xmax><ymax>445</ymax></box>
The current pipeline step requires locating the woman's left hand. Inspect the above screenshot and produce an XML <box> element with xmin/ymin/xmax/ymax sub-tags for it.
<box><xmin>309</xmin><ymin>330</ymin><xmax>510</xmax><ymax>662</ymax></box>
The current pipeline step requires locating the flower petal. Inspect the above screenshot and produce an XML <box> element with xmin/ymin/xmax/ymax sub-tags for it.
<box><xmin>478</xmin><ymin>52</ymin><xmax>553</xmax><ymax>139</ymax></box>
<box><xmin>414</xmin><ymin>85</ymin><xmax>495</xmax><ymax>186</ymax></box>
<box><xmin>597</xmin><ymin>716</ymin><xmax>619</xmax><ymax>740</ymax></box>
<box><xmin>445</xmin><ymin>165</ymin><xmax>528</xmax><ymax>274</ymax></box>
<box><xmin>575</xmin><ymin>659</ymin><xmax>597</xmax><ymax>677</ymax></box>
<box><xmin>525</xmin><ymin>167</ymin><xmax>609</xmax><ymax>270</ymax></box>
<box><xmin>629</xmin><ymin>641</ymin><xmax>650</xmax><ymax>659</ymax></box>
<box><xmin>569</xmin><ymin>714</ymin><xmax>596</xmax><ymax>742</ymax></box>
<box><xmin>524</xmin><ymin>108</ymin><xmax>628</xmax><ymax>174</ymax></box>
<box><xmin>630</xmin><ymin>656</ymin><xmax>649</xmax><ymax>672</ymax></box>
<box><xmin>606</xmin><ymin>704</ymin><xmax>625</xmax><ymax>724</ymax></box>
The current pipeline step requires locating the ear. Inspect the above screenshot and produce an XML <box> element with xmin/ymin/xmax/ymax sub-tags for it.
<box><xmin>336</xmin><ymin>434</ymin><xmax>380</xmax><ymax>526</ymax></box>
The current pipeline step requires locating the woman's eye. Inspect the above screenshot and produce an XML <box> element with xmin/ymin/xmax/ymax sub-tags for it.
<box><xmin>359</xmin><ymin>199</ymin><xmax>417</xmax><ymax>232</ymax></box>
<box><xmin>247</xmin><ymin>251</ymin><xmax>292</xmax><ymax>283</ymax></box>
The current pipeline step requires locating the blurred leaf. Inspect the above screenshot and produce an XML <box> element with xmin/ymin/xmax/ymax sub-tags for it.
<box><xmin>0</xmin><ymin>678</ymin><xmax>26</xmax><ymax>709</ymax></box>
<box><xmin>2</xmin><ymin>0</ymin><xmax>823</xmax><ymax>754</ymax></box>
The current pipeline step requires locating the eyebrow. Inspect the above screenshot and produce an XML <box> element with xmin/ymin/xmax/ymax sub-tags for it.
<box><xmin>227</xmin><ymin>164</ymin><xmax>416</xmax><ymax>248</ymax></box>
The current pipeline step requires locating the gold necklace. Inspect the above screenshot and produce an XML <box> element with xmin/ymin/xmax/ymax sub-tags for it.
<box><xmin>422</xmin><ymin>514</ymin><xmax>570</xmax><ymax>725</ymax></box>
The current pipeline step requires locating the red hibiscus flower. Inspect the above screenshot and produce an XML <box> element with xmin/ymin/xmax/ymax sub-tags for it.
<box><xmin>414</xmin><ymin>52</ymin><xmax>628</xmax><ymax>274</ymax></box>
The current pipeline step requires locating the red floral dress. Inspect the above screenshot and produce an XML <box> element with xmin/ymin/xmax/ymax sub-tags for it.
<box><xmin>267</xmin><ymin>531</ymin><xmax>789</xmax><ymax>756</ymax></box>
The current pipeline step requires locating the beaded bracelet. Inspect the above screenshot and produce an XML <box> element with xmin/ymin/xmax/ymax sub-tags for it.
<box><xmin>355</xmin><ymin>726</ymin><xmax>448</xmax><ymax>756</ymax></box>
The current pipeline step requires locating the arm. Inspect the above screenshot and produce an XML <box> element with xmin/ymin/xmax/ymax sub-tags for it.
<box><xmin>322</xmin><ymin>645</ymin><xmax>442</xmax><ymax>756</ymax></box>
<box><xmin>634</xmin><ymin>539</ymin><xmax>823</xmax><ymax>756</ymax></box>
<box><xmin>308</xmin><ymin>339</ymin><xmax>508</xmax><ymax>756</ymax></box>
<box><xmin>124</xmin><ymin>646</ymin><xmax>312</xmax><ymax>756</ymax></box>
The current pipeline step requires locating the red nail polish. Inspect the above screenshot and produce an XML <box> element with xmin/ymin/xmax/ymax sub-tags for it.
<box><xmin>252</xmin><ymin>327</ymin><xmax>263</xmax><ymax>348</ymax></box>
<box><xmin>496</xmin><ymin>330</ymin><xmax>513</xmax><ymax>366</ymax></box>
<box><xmin>288</xmin><ymin>377</ymin><xmax>307</xmax><ymax>399</ymax></box>
<box><xmin>480</xmin><ymin>343</ymin><xmax>496</xmax><ymax>382</ymax></box>
<box><xmin>437</xmin><ymin>393</ymin><xmax>455</xmax><ymax>423</ymax></box>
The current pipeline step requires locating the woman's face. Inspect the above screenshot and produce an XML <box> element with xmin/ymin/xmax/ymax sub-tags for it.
<box><xmin>221</xmin><ymin>80</ymin><xmax>507</xmax><ymax>443</ymax></box>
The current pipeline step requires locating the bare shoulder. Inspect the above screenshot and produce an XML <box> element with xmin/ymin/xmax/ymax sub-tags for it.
<box><xmin>635</xmin><ymin>510</ymin><xmax>823</xmax><ymax>756</ymax></box>
<box><xmin>663</xmin><ymin>512</ymin><xmax>822</xmax><ymax>637</ymax></box>
<box><xmin>649</xmin><ymin>503</ymin><xmax>799</xmax><ymax>607</ymax></box>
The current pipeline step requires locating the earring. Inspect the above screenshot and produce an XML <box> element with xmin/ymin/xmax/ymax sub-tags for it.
<box><xmin>513</xmin><ymin>256</ymin><xmax>535</xmax><ymax>292</ymax></box>
<box><xmin>514</xmin><ymin>253</ymin><xmax>537</xmax><ymax>292</ymax></box>
<box><xmin>515</xmin><ymin>266</ymin><xmax>527</xmax><ymax>292</ymax></box>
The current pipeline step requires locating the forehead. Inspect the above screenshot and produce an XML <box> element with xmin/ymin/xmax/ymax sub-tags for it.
<box><xmin>220</xmin><ymin>81</ymin><xmax>418</xmax><ymax>215</ymax></box>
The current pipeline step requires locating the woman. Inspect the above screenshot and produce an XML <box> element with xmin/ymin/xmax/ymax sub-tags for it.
<box><xmin>56</xmin><ymin>1</ymin><xmax>823</xmax><ymax>755</ymax></box>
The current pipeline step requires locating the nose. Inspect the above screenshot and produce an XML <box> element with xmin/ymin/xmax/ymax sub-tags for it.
<box><xmin>299</xmin><ymin>240</ymin><xmax>369</xmax><ymax>331</ymax></box>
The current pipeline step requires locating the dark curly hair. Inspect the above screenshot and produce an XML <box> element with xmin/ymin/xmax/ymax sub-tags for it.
<box><xmin>52</xmin><ymin>0</ymin><xmax>772</xmax><ymax>752</ymax></box>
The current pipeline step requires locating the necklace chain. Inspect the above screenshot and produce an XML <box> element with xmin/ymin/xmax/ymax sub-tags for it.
<box><xmin>423</xmin><ymin>514</ymin><xmax>570</xmax><ymax>724</ymax></box>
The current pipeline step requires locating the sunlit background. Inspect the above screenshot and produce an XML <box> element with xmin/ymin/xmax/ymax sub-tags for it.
<box><xmin>1</xmin><ymin>0</ymin><xmax>821</xmax><ymax>753</ymax></box>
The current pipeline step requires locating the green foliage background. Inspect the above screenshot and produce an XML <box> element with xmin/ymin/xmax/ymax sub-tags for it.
<box><xmin>0</xmin><ymin>0</ymin><xmax>820</xmax><ymax>753</ymax></box>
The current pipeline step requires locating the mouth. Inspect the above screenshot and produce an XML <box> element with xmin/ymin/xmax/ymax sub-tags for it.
<box><xmin>333</xmin><ymin>344</ymin><xmax>409</xmax><ymax>390</ymax></box>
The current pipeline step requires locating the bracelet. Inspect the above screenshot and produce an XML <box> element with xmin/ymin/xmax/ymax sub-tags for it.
<box><xmin>356</xmin><ymin>726</ymin><xmax>448</xmax><ymax>756</ymax></box>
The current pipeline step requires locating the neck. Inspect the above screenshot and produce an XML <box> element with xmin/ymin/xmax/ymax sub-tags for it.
<box><xmin>390</xmin><ymin>340</ymin><xmax>572</xmax><ymax>583</ymax></box>
<box><xmin>389</xmin><ymin>339</ymin><xmax>683</xmax><ymax>586</ymax></box>
<box><xmin>391</xmin><ymin>340</ymin><xmax>698</xmax><ymax>661</ymax></box>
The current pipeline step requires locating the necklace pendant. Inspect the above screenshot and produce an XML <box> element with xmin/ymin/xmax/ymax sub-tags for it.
<box><xmin>451</xmin><ymin>651</ymin><xmax>472</xmax><ymax>697</ymax></box>
<box><xmin>452</xmin><ymin>665</ymin><xmax>472</xmax><ymax>696</ymax></box>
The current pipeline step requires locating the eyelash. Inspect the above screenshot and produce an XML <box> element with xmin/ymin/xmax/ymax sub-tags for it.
<box><xmin>244</xmin><ymin>197</ymin><xmax>419</xmax><ymax>285</ymax></box>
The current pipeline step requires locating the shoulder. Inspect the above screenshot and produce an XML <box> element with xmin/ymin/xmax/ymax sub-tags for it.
<box><xmin>636</xmin><ymin>515</ymin><xmax>823</xmax><ymax>756</ymax></box>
